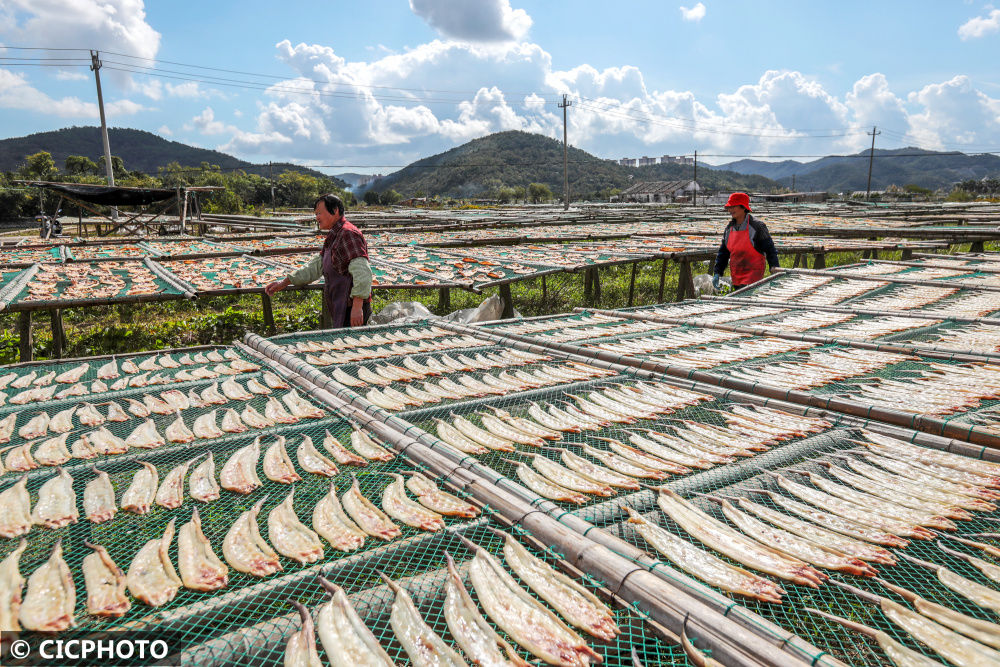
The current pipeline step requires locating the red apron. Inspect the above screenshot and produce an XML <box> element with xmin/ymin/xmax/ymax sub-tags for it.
<box><xmin>726</xmin><ymin>224</ymin><xmax>766</xmax><ymax>287</ymax></box>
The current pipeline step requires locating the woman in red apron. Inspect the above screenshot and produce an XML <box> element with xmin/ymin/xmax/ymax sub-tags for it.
<box><xmin>265</xmin><ymin>194</ymin><xmax>373</xmax><ymax>328</ymax></box>
<box><xmin>712</xmin><ymin>192</ymin><xmax>778</xmax><ymax>291</ymax></box>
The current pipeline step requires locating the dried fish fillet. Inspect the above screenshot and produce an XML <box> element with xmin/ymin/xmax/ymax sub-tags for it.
<box><xmin>125</xmin><ymin>419</ymin><xmax>165</xmax><ymax>449</ymax></box>
<box><xmin>381</xmin><ymin>573</ymin><xmax>467</xmax><ymax>667</ymax></box>
<box><xmin>342</xmin><ymin>475</ymin><xmax>400</xmax><ymax>541</ymax></box>
<box><xmin>443</xmin><ymin>551</ymin><xmax>528</xmax><ymax>667</ymax></box>
<box><xmin>122</xmin><ymin>462</ymin><xmax>159</xmax><ymax>515</ymax></box>
<box><xmin>20</xmin><ymin>540</ymin><xmax>75</xmax><ymax>630</ymax></box>
<box><xmin>84</xmin><ymin>466</ymin><xmax>117</xmax><ymax>524</ymax></box>
<box><xmin>31</xmin><ymin>467</ymin><xmax>79</xmax><ymax>529</ymax></box>
<box><xmin>0</xmin><ymin>540</ymin><xmax>26</xmax><ymax>631</ymax></box>
<box><xmin>349</xmin><ymin>428</ymin><xmax>394</xmax><ymax>461</ymax></box>
<box><xmin>312</xmin><ymin>481</ymin><xmax>366</xmax><ymax>552</ymax></box>
<box><xmin>626</xmin><ymin>508</ymin><xmax>784</xmax><ymax>603</ymax></box>
<box><xmin>268</xmin><ymin>489</ymin><xmax>324</xmax><ymax>564</ymax></box>
<box><xmin>404</xmin><ymin>472</ymin><xmax>479</xmax><ymax>518</ymax></box>
<box><xmin>157</xmin><ymin>456</ymin><xmax>197</xmax><ymax>509</ymax></box>
<box><xmin>297</xmin><ymin>435</ymin><xmax>339</xmax><ymax>477</ymax></box>
<box><xmin>223</xmin><ymin>497</ymin><xmax>281</xmax><ymax>577</ymax></box>
<box><xmin>468</xmin><ymin>543</ymin><xmax>599</xmax><ymax>666</ymax></box>
<box><xmin>285</xmin><ymin>600</ymin><xmax>322</xmax><ymax>667</ymax></box>
<box><xmin>322</xmin><ymin>429</ymin><xmax>368</xmax><ymax>467</ymax></box>
<box><xmin>283</xmin><ymin>389</ymin><xmax>324</xmax><ymax>419</ymax></box>
<box><xmin>315</xmin><ymin>577</ymin><xmax>394</xmax><ymax>667</ymax></box>
<box><xmin>189</xmin><ymin>452</ymin><xmax>220</xmax><ymax>503</ymax></box>
<box><xmin>264</xmin><ymin>436</ymin><xmax>302</xmax><ymax>484</ymax></box>
<box><xmin>178</xmin><ymin>508</ymin><xmax>228</xmax><ymax>591</ymax></box>
<box><xmin>127</xmin><ymin>518</ymin><xmax>182</xmax><ymax>607</ymax></box>
<box><xmin>382</xmin><ymin>474</ymin><xmax>444</xmax><ymax>531</ymax></box>
<box><xmin>34</xmin><ymin>432</ymin><xmax>71</xmax><ymax>466</ymax></box>
<box><xmin>502</xmin><ymin>532</ymin><xmax>619</xmax><ymax>640</ymax></box>
<box><xmin>221</xmin><ymin>438</ymin><xmax>263</xmax><ymax>494</ymax></box>
<box><xmin>0</xmin><ymin>476</ymin><xmax>32</xmax><ymax>538</ymax></box>
<box><xmin>82</xmin><ymin>542</ymin><xmax>129</xmax><ymax>617</ymax></box>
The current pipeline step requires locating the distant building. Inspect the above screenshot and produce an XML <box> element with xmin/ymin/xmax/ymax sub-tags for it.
<box><xmin>660</xmin><ymin>154</ymin><xmax>695</xmax><ymax>166</ymax></box>
<box><xmin>619</xmin><ymin>158</ymin><xmax>637</xmax><ymax>167</ymax></box>
<box><xmin>620</xmin><ymin>180</ymin><xmax>702</xmax><ymax>203</ymax></box>
<box><xmin>358</xmin><ymin>174</ymin><xmax>384</xmax><ymax>188</ymax></box>
<box><xmin>759</xmin><ymin>192</ymin><xmax>830</xmax><ymax>203</ymax></box>
<box><xmin>637</xmin><ymin>156</ymin><xmax>656</xmax><ymax>167</ymax></box>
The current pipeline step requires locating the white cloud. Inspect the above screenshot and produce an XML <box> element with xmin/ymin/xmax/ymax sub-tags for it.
<box><xmin>54</xmin><ymin>70</ymin><xmax>88</xmax><ymax>81</ymax></box>
<box><xmin>906</xmin><ymin>75</ymin><xmax>1000</xmax><ymax>149</ymax></box>
<box><xmin>410</xmin><ymin>0</ymin><xmax>532</xmax><ymax>42</ymax></box>
<box><xmin>189</xmin><ymin>107</ymin><xmax>237</xmax><ymax>135</ymax></box>
<box><xmin>679</xmin><ymin>3</ymin><xmax>706</xmax><ymax>22</ymax></box>
<box><xmin>0</xmin><ymin>0</ymin><xmax>160</xmax><ymax>86</ymax></box>
<box><xmin>958</xmin><ymin>8</ymin><xmax>1000</xmax><ymax>40</ymax></box>
<box><xmin>157</xmin><ymin>124</ymin><xmax>172</xmax><ymax>136</ymax></box>
<box><xmin>0</xmin><ymin>68</ymin><xmax>144</xmax><ymax>118</ymax></box>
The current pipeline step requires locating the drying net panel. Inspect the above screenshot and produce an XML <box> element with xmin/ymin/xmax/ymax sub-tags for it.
<box><xmin>11</xmin><ymin>261</ymin><xmax>185</xmax><ymax>306</ymax></box>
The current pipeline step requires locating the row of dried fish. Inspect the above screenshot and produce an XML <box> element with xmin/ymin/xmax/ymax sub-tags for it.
<box><xmin>753</xmin><ymin>275</ymin><xmax>833</xmax><ymax>301</ymax></box>
<box><xmin>285</xmin><ymin>530</ymin><xmax>613</xmax><ymax>667</ymax></box>
<box><xmin>302</xmin><ymin>335</ymin><xmax>487</xmax><ymax>366</ymax></box>
<box><xmin>645</xmin><ymin>302</ymin><xmax>750</xmax><ymax>322</ymax></box>
<box><xmin>0</xmin><ymin>426</ymin><xmax>408</xmax><ymax>537</ymax></box>
<box><xmin>627</xmin><ymin>430</ymin><xmax>1000</xmax><ymax>609</ymax></box>
<box><xmin>330</xmin><ymin>351</ymin><xmax>583</xmax><ymax>389</ymax></box>
<box><xmin>491</xmin><ymin>312</ymin><xmax>624</xmax><ymax>336</ymax></box>
<box><xmin>658</xmin><ymin>337</ymin><xmax>816</xmax><ymax>369</ymax></box>
<box><xmin>0</xmin><ymin>474</ymin><xmax>479</xmax><ymax>632</ymax></box>
<box><xmin>283</xmin><ymin>326</ymin><xmax>456</xmax><ymax>353</ymax></box>
<box><xmin>0</xmin><ymin>391</ymin><xmax>325</xmax><ymax>476</ymax></box>
<box><xmin>751</xmin><ymin>310</ymin><xmax>855</xmax><ymax>332</ymax></box>
<box><xmin>589</xmin><ymin>328</ymin><xmax>746</xmax><ymax>356</ymax></box>
<box><xmin>720</xmin><ymin>348</ymin><xmax>909</xmax><ymax>390</ymax></box>
<box><xmin>931</xmin><ymin>323</ymin><xmax>1000</xmax><ymax>354</ymax></box>
<box><xmin>530</xmin><ymin>319</ymin><xmax>667</xmax><ymax>343</ymax></box>
<box><xmin>923</xmin><ymin>290</ymin><xmax>1000</xmax><ymax>318</ymax></box>
<box><xmin>796</xmin><ymin>279</ymin><xmax>888</xmax><ymax>306</ymax></box>
<box><xmin>841</xmin><ymin>361</ymin><xmax>1000</xmax><ymax>416</ymax></box>
<box><xmin>820</xmin><ymin>315</ymin><xmax>940</xmax><ymax>340</ymax></box>
<box><xmin>0</xmin><ymin>360</ymin><xmax>266</xmax><ymax>407</ymax></box>
<box><xmin>502</xmin><ymin>406</ymin><xmax>833</xmax><ymax>504</ymax></box>
<box><xmin>1</xmin><ymin>375</ymin><xmax>291</xmax><ymax>446</ymax></box>
<box><xmin>364</xmin><ymin>362</ymin><xmax>617</xmax><ymax>412</ymax></box>
<box><xmin>25</xmin><ymin>262</ymin><xmax>164</xmax><ymax>302</ymax></box>
<box><xmin>853</xmin><ymin>284</ymin><xmax>959</xmax><ymax>311</ymax></box>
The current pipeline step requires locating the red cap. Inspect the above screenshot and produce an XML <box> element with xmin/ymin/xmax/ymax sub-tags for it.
<box><xmin>725</xmin><ymin>192</ymin><xmax>752</xmax><ymax>212</ymax></box>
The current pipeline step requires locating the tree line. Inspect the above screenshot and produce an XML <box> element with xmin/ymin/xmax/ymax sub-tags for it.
<box><xmin>0</xmin><ymin>151</ymin><xmax>354</xmax><ymax>220</ymax></box>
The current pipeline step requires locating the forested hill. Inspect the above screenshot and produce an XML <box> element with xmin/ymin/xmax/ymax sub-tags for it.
<box><xmin>368</xmin><ymin>130</ymin><xmax>779</xmax><ymax>199</ymax></box>
<box><xmin>0</xmin><ymin>126</ymin><xmax>343</xmax><ymax>185</ymax></box>
<box><xmin>721</xmin><ymin>148</ymin><xmax>1000</xmax><ymax>192</ymax></box>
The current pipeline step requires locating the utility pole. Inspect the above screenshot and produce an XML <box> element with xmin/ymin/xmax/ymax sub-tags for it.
<box><xmin>558</xmin><ymin>94</ymin><xmax>572</xmax><ymax>211</ymax></box>
<box><xmin>866</xmin><ymin>125</ymin><xmax>880</xmax><ymax>201</ymax></box>
<box><xmin>692</xmin><ymin>150</ymin><xmax>697</xmax><ymax>206</ymax></box>
<box><xmin>90</xmin><ymin>50</ymin><xmax>117</xmax><ymax>221</ymax></box>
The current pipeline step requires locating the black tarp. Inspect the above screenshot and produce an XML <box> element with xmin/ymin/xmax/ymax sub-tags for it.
<box><xmin>25</xmin><ymin>182</ymin><xmax>177</xmax><ymax>206</ymax></box>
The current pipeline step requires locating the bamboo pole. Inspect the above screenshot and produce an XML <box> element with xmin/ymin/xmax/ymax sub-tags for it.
<box><xmin>779</xmin><ymin>266</ymin><xmax>1000</xmax><ymax>292</ymax></box>
<box><xmin>18</xmin><ymin>311</ymin><xmax>32</xmax><ymax>362</ymax></box>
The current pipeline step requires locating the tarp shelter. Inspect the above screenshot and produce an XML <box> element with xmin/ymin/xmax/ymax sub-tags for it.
<box><xmin>16</xmin><ymin>180</ymin><xmax>223</xmax><ymax>237</ymax></box>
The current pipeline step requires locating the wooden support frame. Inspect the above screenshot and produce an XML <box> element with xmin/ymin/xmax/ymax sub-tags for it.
<box><xmin>18</xmin><ymin>311</ymin><xmax>32</xmax><ymax>362</ymax></box>
<box><xmin>261</xmin><ymin>292</ymin><xmax>276</xmax><ymax>333</ymax></box>
<box><xmin>498</xmin><ymin>283</ymin><xmax>514</xmax><ymax>319</ymax></box>
<box><xmin>627</xmin><ymin>261</ymin><xmax>638</xmax><ymax>307</ymax></box>
<box><xmin>51</xmin><ymin>309</ymin><xmax>66</xmax><ymax>359</ymax></box>
<box><xmin>813</xmin><ymin>253</ymin><xmax>826</xmax><ymax>269</ymax></box>
<box><xmin>675</xmin><ymin>259</ymin><xmax>695</xmax><ymax>301</ymax></box>
<box><xmin>438</xmin><ymin>287</ymin><xmax>450</xmax><ymax>312</ymax></box>
<box><xmin>657</xmin><ymin>258</ymin><xmax>667</xmax><ymax>302</ymax></box>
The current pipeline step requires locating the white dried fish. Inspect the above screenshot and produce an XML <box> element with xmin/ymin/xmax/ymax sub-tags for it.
<box><xmin>200</xmin><ymin>382</ymin><xmax>227</xmax><ymax>405</ymax></box>
<box><xmin>221</xmin><ymin>438</ymin><xmax>263</xmax><ymax>494</ymax></box>
<box><xmin>82</xmin><ymin>542</ymin><xmax>129</xmax><ymax>617</ymax></box>
<box><xmin>268</xmin><ymin>488</ymin><xmax>324</xmax><ymax>564</ymax></box>
<box><xmin>166</xmin><ymin>411</ymin><xmax>196</xmax><ymax>444</ymax></box>
<box><xmin>349</xmin><ymin>428</ymin><xmax>395</xmax><ymax>461</ymax></box>
<box><xmin>381</xmin><ymin>573</ymin><xmax>467</xmax><ymax>667</ymax></box>
<box><xmin>223</xmin><ymin>496</ymin><xmax>282</xmax><ymax>577</ymax></box>
<box><xmin>222</xmin><ymin>377</ymin><xmax>253</xmax><ymax>401</ymax></box>
<box><xmin>178</xmin><ymin>508</ymin><xmax>228</xmax><ymax>591</ymax></box>
<box><xmin>382</xmin><ymin>473</ymin><xmax>444</xmax><ymax>531</ymax></box>
<box><xmin>19</xmin><ymin>412</ymin><xmax>49</xmax><ymax>440</ymax></box>
<box><xmin>105</xmin><ymin>401</ymin><xmax>129</xmax><ymax>422</ymax></box>
<box><xmin>283</xmin><ymin>389</ymin><xmax>324</xmax><ymax>419</ymax></box>
<box><xmin>157</xmin><ymin>456</ymin><xmax>197</xmax><ymax>509</ymax></box>
<box><xmin>263</xmin><ymin>370</ymin><xmax>289</xmax><ymax>389</ymax></box>
<box><xmin>127</xmin><ymin>518</ymin><xmax>182</xmax><ymax>607</ymax></box>
<box><xmin>34</xmin><ymin>432</ymin><xmax>71</xmax><ymax>467</ymax></box>
<box><xmin>0</xmin><ymin>476</ymin><xmax>32</xmax><ymax>538</ymax></box>
<box><xmin>321</xmin><ymin>429</ymin><xmax>368</xmax><ymax>467</ymax></box>
<box><xmin>314</xmin><ymin>577</ymin><xmax>394</xmax><ymax>666</ymax></box>
<box><xmin>264</xmin><ymin>436</ymin><xmax>302</xmax><ymax>484</ymax></box>
<box><xmin>84</xmin><ymin>426</ymin><xmax>128</xmax><ymax>455</ymax></box>
<box><xmin>3</xmin><ymin>443</ymin><xmax>37</xmax><ymax>473</ymax></box>
<box><xmin>125</xmin><ymin>419</ymin><xmax>165</xmax><ymax>449</ymax></box>
<box><xmin>266</xmin><ymin>396</ymin><xmax>299</xmax><ymax>424</ymax></box>
<box><xmin>298</xmin><ymin>435</ymin><xmax>339</xmax><ymax>477</ymax></box>
<box><xmin>342</xmin><ymin>474</ymin><xmax>400</xmax><ymax>540</ymax></box>
<box><xmin>97</xmin><ymin>358</ymin><xmax>119</xmax><ymax>379</ymax></box>
<box><xmin>20</xmin><ymin>540</ymin><xmax>75</xmax><ymax>630</ymax></box>
<box><xmin>122</xmin><ymin>462</ymin><xmax>159</xmax><ymax>514</ymax></box>
<box><xmin>312</xmin><ymin>481</ymin><xmax>366</xmax><ymax>552</ymax></box>
<box><xmin>193</xmin><ymin>411</ymin><xmax>225</xmax><ymax>439</ymax></box>
<box><xmin>242</xmin><ymin>404</ymin><xmax>274</xmax><ymax>429</ymax></box>
<box><xmin>49</xmin><ymin>405</ymin><xmax>76</xmax><ymax>433</ymax></box>
<box><xmin>84</xmin><ymin>466</ymin><xmax>116</xmax><ymax>524</ymax></box>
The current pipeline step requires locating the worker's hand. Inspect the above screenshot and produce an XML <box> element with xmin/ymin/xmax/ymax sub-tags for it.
<box><xmin>711</xmin><ymin>274</ymin><xmax>721</xmax><ymax>290</ymax></box>
<box><xmin>265</xmin><ymin>278</ymin><xmax>289</xmax><ymax>296</ymax></box>
<box><xmin>350</xmin><ymin>302</ymin><xmax>364</xmax><ymax>327</ymax></box>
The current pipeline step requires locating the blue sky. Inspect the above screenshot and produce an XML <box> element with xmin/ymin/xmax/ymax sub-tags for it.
<box><xmin>1</xmin><ymin>0</ymin><xmax>999</xmax><ymax>173</ymax></box>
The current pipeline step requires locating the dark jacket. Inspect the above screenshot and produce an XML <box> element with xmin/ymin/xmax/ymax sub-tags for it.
<box><xmin>714</xmin><ymin>213</ymin><xmax>779</xmax><ymax>275</ymax></box>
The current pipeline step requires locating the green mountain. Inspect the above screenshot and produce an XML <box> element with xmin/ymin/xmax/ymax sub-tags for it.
<box><xmin>721</xmin><ymin>148</ymin><xmax>1000</xmax><ymax>192</ymax></box>
<box><xmin>0</xmin><ymin>126</ymin><xmax>344</xmax><ymax>185</ymax></box>
<box><xmin>367</xmin><ymin>130</ymin><xmax>779</xmax><ymax>199</ymax></box>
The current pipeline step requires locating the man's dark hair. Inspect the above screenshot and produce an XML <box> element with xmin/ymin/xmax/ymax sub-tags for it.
<box><xmin>315</xmin><ymin>194</ymin><xmax>345</xmax><ymax>217</ymax></box>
